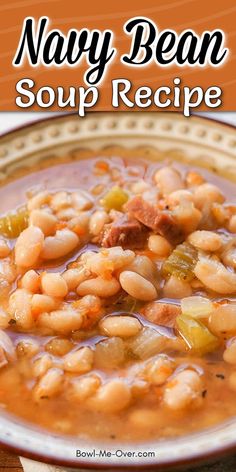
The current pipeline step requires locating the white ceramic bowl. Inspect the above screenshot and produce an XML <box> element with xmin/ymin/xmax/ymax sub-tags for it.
<box><xmin>0</xmin><ymin>112</ymin><xmax>235</xmax><ymax>470</ymax></box>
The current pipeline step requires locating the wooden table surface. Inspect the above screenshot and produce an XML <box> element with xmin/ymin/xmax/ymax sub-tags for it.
<box><xmin>0</xmin><ymin>450</ymin><xmax>22</xmax><ymax>471</ymax></box>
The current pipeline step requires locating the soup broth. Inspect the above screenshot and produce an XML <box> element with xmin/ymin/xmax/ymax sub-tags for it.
<box><xmin>0</xmin><ymin>155</ymin><xmax>235</xmax><ymax>442</ymax></box>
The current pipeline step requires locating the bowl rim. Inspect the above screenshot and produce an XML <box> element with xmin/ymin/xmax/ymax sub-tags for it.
<box><xmin>1</xmin><ymin>415</ymin><xmax>236</xmax><ymax>470</ymax></box>
<box><xmin>3</xmin><ymin>437</ymin><xmax>236</xmax><ymax>470</ymax></box>
<box><xmin>0</xmin><ymin>111</ymin><xmax>236</xmax><ymax>139</ymax></box>
<box><xmin>0</xmin><ymin>111</ymin><xmax>235</xmax><ymax>470</ymax></box>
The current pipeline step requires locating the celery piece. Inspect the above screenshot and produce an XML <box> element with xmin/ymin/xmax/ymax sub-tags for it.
<box><xmin>176</xmin><ymin>314</ymin><xmax>219</xmax><ymax>355</ymax></box>
<box><xmin>101</xmin><ymin>186</ymin><xmax>128</xmax><ymax>211</ymax></box>
<box><xmin>162</xmin><ymin>242</ymin><xmax>197</xmax><ymax>282</ymax></box>
<box><xmin>0</xmin><ymin>207</ymin><xmax>29</xmax><ymax>238</ymax></box>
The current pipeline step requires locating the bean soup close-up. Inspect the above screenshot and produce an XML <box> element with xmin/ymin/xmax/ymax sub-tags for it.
<box><xmin>0</xmin><ymin>154</ymin><xmax>235</xmax><ymax>443</ymax></box>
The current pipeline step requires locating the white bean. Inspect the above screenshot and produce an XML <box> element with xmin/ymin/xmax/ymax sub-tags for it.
<box><xmin>186</xmin><ymin>171</ymin><xmax>205</xmax><ymax>187</ymax></box>
<box><xmin>84</xmin><ymin>247</ymin><xmax>135</xmax><ymax>276</ymax></box>
<box><xmin>194</xmin><ymin>183</ymin><xmax>225</xmax><ymax>210</ymax></box>
<box><xmin>142</xmin><ymin>188</ymin><xmax>159</xmax><ymax>205</ymax></box>
<box><xmin>77</xmin><ymin>276</ymin><xmax>120</xmax><ymax>298</ymax></box>
<box><xmin>73</xmin><ymin>294</ymin><xmax>102</xmax><ymax>318</ymax></box>
<box><xmin>131</xmin><ymin>180</ymin><xmax>150</xmax><ymax>194</ymax></box>
<box><xmin>51</xmin><ymin>191</ymin><xmax>71</xmax><ymax>211</ymax></box>
<box><xmin>21</xmin><ymin>270</ymin><xmax>40</xmax><ymax>293</ymax></box>
<box><xmin>154</xmin><ymin>167</ymin><xmax>184</xmax><ymax>195</ymax></box>
<box><xmin>56</xmin><ymin>208</ymin><xmax>78</xmax><ymax>221</ymax></box>
<box><xmin>146</xmin><ymin>355</ymin><xmax>174</xmax><ymax>385</ymax></box>
<box><xmin>30</xmin><ymin>209</ymin><xmax>57</xmax><ymax>236</ymax></box>
<box><xmin>41</xmin><ymin>272</ymin><xmax>68</xmax><ymax>298</ymax></box>
<box><xmin>0</xmin><ymin>240</ymin><xmax>10</xmax><ymax>258</ymax></box>
<box><xmin>71</xmin><ymin>191</ymin><xmax>93</xmax><ymax>211</ymax></box>
<box><xmin>163</xmin><ymin>369</ymin><xmax>202</xmax><ymax>410</ymax></box>
<box><xmin>31</xmin><ymin>294</ymin><xmax>58</xmax><ymax>316</ymax></box>
<box><xmin>194</xmin><ymin>255</ymin><xmax>236</xmax><ymax>294</ymax></box>
<box><xmin>8</xmin><ymin>289</ymin><xmax>33</xmax><ymax>329</ymax></box>
<box><xmin>80</xmin><ymin>250</ymin><xmax>97</xmax><ymax>263</ymax></box>
<box><xmin>209</xmin><ymin>304</ymin><xmax>236</xmax><ymax>334</ymax></box>
<box><xmin>1</xmin><ymin>260</ymin><xmax>16</xmax><ymax>283</ymax></box>
<box><xmin>38</xmin><ymin>309</ymin><xmax>83</xmax><ymax>334</ymax></box>
<box><xmin>119</xmin><ymin>271</ymin><xmax>157</xmax><ymax>301</ymax></box>
<box><xmin>16</xmin><ymin>338</ymin><xmax>39</xmax><ymax>358</ymax></box>
<box><xmin>222</xmin><ymin>246</ymin><xmax>236</xmax><ymax>270</ymax></box>
<box><xmin>167</xmin><ymin>190</ymin><xmax>193</xmax><ymax>207</ymax></box>
<box><xmin>163</xmin><ymin>276</ymin><xmax>192</xmax><ymax>299</ymax></box>
<box><xmin>45</xmin><ymin>337</ymin><xmax>73</xmax><ymax>356</ymax></box>
<box><xmin>68</xmin><ymin>213</ymin><xmax>90</xmax><ymax>235</ymax></box>
<box><xmin>229</xmin><ymin>215</ymin><xmax>236</xmax><ymax>233</ymax></box>
<box><xmin>148</xmin><ymin>235</ymin><xmax>172</xmax><ymax>257</ymax></box>
<box><xmin>87</xmin><ymin>379</ymin><xmax>131</xmax><ymax>413</ymax></box>
<box><xmin>223</xmin><ymin>339</ymin><xmax>236</xmax><ymax>364</ymax></box>
<box><xmin>33</xmin><ymin>368</ymin><xmax>64</xmax><ymax>401</ymax></box>
<box><xmin>125</xmin><ymin>255</ymin><xmax>159</xmax><ymax>289</ymax></box>
<box><xmin>63</xmin><ymin>347</ymin><xmax>94</xmax><ymax>373</ymax></box>
<box><xmin>42</xmin><ymin>229</ymin><xmax>79</xmax><ymax>260</ymax></box>
<box><xmin>89</xmin><ymin>210</ymin><xmax>109</xmax><ymax>236</ymax></box>
<box><xmin>173</xmin><ymin>201</ymin><xmax>202</xmax><ymax>234</ymax></box>
<box><xmin>33</xmin><ymin>353</ymin><xmax>53</xmax><ymax>377</ymax></box>
<box><xmin>68</xmin><ymin>375</ymin><xmax>101</xmax><ymax>401</ymax></box>
<box><xmin>188</xmin><ymin>230</ymin><xmax>222</xmax><ymax>252</ymax></box>
<box><xmin>15</xmin><ymin>226</ymin><xmax>44</xmax><ymax>267</ymax></box>
<box><xmin>62</xmin><ymin>267</ymin><xmax>91</xmax><ymax>291</ymax></box>
<box><xmin>99</xmin><ymin>315</ymin><xmax>142</xmax><ymax>338</ymax></box>
<box><xmin>27</xmin><ymin>191</ymin><xmax>50</xmax><ymax>211</ymax></box>
<box><xmin>131</xmin><ymin>380</ymin><xmax>149</xmax><ymax>399</ymax></box>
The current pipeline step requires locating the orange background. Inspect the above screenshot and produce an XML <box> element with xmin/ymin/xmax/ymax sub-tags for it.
<box><xmin>0</xmin><ymin>0</ymin><xmax>235</xmax><ymax>111</ymax></box>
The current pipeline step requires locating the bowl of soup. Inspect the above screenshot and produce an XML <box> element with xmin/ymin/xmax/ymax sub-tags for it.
<box><xmin>0</xmin><ymin>112</ymin><xmax>235</xmax><ymax>470</ymax></box>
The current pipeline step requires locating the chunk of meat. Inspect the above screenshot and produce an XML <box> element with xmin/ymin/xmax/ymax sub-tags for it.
<box><xmin>125</xmin><ymin>196</ymin><xmax>183</xmax><ymax>244</ymax></box>
<box><xmin>141</xmin><ymin>302</ymin><xmax>181</xmax><ymax>328</ymax></box>
<box><xmin>100</xmin><ymin>214</ymin><xmax>148</xmax><ymax>249</ymax></box>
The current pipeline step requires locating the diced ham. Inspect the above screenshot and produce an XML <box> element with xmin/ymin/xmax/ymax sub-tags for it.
<box><xmin>100</xmin><ymin>214</ymin><xmax>148</xmax><ymax>249</ymax></box>
<box><xmin>125</xmin><ymin>196</ymin><xmax>183</xmax><ymax>244</ymax></box>
<box><xmin>141</xmin><ymin>301</ymin><xmax>181</xmax><ymax>328</ymax></box>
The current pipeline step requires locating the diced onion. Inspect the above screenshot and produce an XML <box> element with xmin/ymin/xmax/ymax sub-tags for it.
<box><xmin>95</xmin><ymin>337</ymin><xmax>125</xmax><ymax>368</ymax></box>
<box><xmin>181</xmin><ymin>296</ymin><xmax>213</xmax><ymax>319</ymax></box>
<box><xmin>127</xmin><ymin>327</ymin><xmax>167</xmax><ymax>360</ymax></box>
